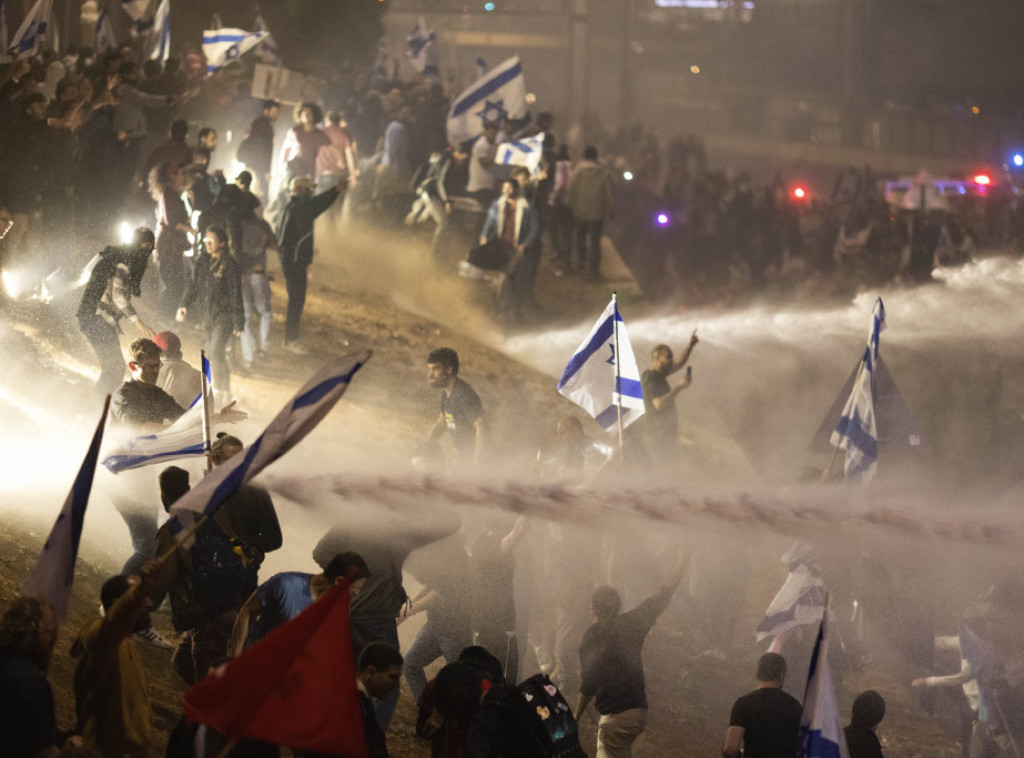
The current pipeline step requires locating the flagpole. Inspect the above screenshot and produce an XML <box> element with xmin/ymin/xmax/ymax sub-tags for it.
<box><xmin>612</xmin><ymin>292</ymin><xmax>624</xmax><ymax>461</ymax></box>
<box><xmin>201</xmin><ymin>349</ymin><xmax>213</xmax><ymax>472</ymax></box>
<box><xmin>156</xmin><ymin>513</ymin><xmax>209</xmax><ymax>563</ymax></box>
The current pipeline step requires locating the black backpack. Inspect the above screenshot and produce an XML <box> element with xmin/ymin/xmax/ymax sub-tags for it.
<box><xmin>190</xmin><ymin>515</ymin><xmax>262</xmax><ymax>615</ymax></box>
<box><xmin>492</xmin><ymin>674</ymin><xmax>587</xmax><ymax>758</ymax></box>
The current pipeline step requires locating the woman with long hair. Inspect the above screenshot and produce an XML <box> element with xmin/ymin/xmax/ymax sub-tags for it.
<box><xmin>177</xmin><ymin>225</ymin><xmax>244</xmax><ymax>406</ymax></box>
<box><xmin>149</xmin><ymin>161</ymin><xmax>194</xmax><ymax>322</ymax></box>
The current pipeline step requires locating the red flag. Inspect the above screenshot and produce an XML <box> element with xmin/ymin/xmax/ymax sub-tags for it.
<box><xmin>183</xmin><ymin>577</ymin><xmax>367</xmax><ymax>755</ymax></box>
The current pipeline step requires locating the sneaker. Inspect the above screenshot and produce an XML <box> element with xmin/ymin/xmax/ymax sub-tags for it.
<box><xmin>283</xmin><ymin>341</ymin><xmax>308</xmax><ymax>355</ymax></box>
<box><xmin>132</xmin><ymin>626</ymin><xmax>174</xmax><ymax>649</ymax></box>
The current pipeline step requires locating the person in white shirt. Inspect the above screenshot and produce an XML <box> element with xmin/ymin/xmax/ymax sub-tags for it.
<box><xmin>466</xmin><ymin>122</ymin><xmax>500</xmax><ymax>202</ymax></box>
<box><xmin>153</xmin><ymin>331</ymin><xmax>203</xmax><ymax>409</ymax></box>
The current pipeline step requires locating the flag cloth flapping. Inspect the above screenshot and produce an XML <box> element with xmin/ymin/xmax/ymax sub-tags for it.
<box><xmin>101</xmin><ymin>356</ymin><xmax>211</xmax><ymax>474</ymax></box>
<box><xmin>798</xmin><ymin>594</ymin><xmax>850</xmax><ymax>758</ymax></box>
<box><xmin>144</xmin><ymin>0</ymin><xmax>169</xmax><ymax>62</ymax></box>
<box><xmin>185</xmin><ymin>576</ymin><xmax>366</xmax><ymax>754</ymax></box>
<box><xmin>94</xmin><ymin>8</ymin><xmax>117</xmax><ymax>54</ymax></box>
<box><xmin>496</xmin><ymin>133</ymin><xmax>544</xmax><ymax>174</ymax></box>
<box><xmin>756</xmin><ymin>541</ymin><xmax>827</xmax><ymax>642</ymax></box>
<box><xmin>406</xmin><ymin>17</ymin><xmax>437</xmax><ymax>76</ymax></box>
<box><xmin>167</xmin><ymin>351</ymin><xmax>371</xmax><ymax>542</ymax></box>
<box><xmin>830</xmin><ymin>298</ymin><xmax>886</xmax><ymax>481</ymax></box>
<box><xmin>23</xmin><ymin>397</ymin><xmax>110</xmax><ymax>626</ymax></box>
<box><xmin>557</xmin><ymin>298</ymin><xmax>644</xmax><ymax>431</ymax></box>
<box><xmin>203</xmin><ymin>28</ymin><xmax>267</xmax><ymax>73</ymax></box>
<box><xmin>7</xmin><ymin>0</ymin><xmax>51</xmax><ymax>57</ymax></box>
<box><xmin>446</xmin><ymin>55</ymin><xmax>527</xmax><ymax>147</ymax></box>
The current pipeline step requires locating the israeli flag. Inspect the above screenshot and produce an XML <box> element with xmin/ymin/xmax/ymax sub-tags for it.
<box><xmin>145</xmin><ymin>0</ymin><xmax>169</xmax><ymax>63</ymax></box>
<box><xmin>446</xmin><ymin>55</ymin><xmax>528</xmax><ymax>147</ymax></box>
<box><xmin>95</xmin><ymin>8</ymin><xmax>118</xmax><ymax>54</ymax></box>
<box><xmin>22</xmin><ymin>397</ymin><xmax>110</xmax><ymax>626</ymax></box>
<box><xmin>203</xmin><ymin>28</ymin><xmax>268</xmax><ymax>73</ymax></box>
<box><xmin>100</xmin><ymin>355</ymin><xmax>211</xmax><ymax>474</ymax></box>
<box><xmin>167</xmin><ymin>351</ymin><xmax>371</xmax><ymax>543</ymax></box>
<box><xmin>406</xmin><ymin>17</ymin><xmax>437</xmax><ymax>76</ymax></box>
<box><xmin>6</xmin><ymin>0</ymin><xmax>52</xmax><ymax>57</ymax></box>
<box><xmin>830</xmin><ymin>297</ymin><xmax>885</xmax><ymax>482</ymax></box>
<box><xmin>798</xmin><ymin>594</ymin><xmax>850</xmax><ymax>758</ymax></box>
<box><xmin>756</xmin><ymin>541</ymin><xmax>827</xmax><ymax>642</ymax></box>
<box><xmin>496</xmin><ymin>133</ymin><xmax>544</xmax><ymax>174</ymax></box>
<box><xmin>557</xmin><ymin>298</ymin><xmax>645</xmax><ymax>431</ymax></box>
<box><xmin>253</xmin><ymin>8</ymin><xmax>281</xmax><ymax>67</ymax></box>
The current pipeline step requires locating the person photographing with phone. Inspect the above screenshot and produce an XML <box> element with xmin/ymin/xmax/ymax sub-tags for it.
<box><xmin>636</xmin><ymin>331</ymin><xmax>700</xmax><ymax>465</ymax></box>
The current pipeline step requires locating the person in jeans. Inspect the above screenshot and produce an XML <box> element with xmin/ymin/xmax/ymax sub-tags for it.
<box><xmin>237</xmin><ymin>213</ymin><xmax>278</xmax><ymax>367</ymax></box>
<box><xmin>177</xmin><ymin>225</ymin><xmax>244</xmax><ymax>406</ymax></box>
<box><xmin>568</xmin><ymin>146</ymin><xmax>615</xmax><ymax>280</ymax></box>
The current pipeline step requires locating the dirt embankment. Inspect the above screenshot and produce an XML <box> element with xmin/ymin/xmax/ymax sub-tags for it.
<box><xmin>0</xmin><ymin>218</ymin><xmax>966</xmax><ymax>756</ymax></box>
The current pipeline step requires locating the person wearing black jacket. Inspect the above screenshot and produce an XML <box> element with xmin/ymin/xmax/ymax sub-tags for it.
<box><xmin>177</xmin><ymin>225</ymin><xmax>244</xmax><ymax>406</ymax></box>
<box><xmin>76</xmin><ymin>228</ymin><xmax>156</xmax><ymax>396</ymax></box>
<box><xmin>275</xmin><ymin>176</ymin><xmax>344</xmax><ymax>353</ymax></box>
<box><xmin>236</xmin><ymin>99</ymin><xmax>280</xmax><ymax>199</ymax></box>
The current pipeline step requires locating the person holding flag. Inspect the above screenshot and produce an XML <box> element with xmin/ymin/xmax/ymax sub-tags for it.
<box><xmin>71</xmin><ymin>559</ymin><xmax>165</xmax><ymax>758</ymax></box>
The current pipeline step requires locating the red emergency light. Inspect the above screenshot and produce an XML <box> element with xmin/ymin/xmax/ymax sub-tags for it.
<box><xmin>974</xmin><ymin>174</ymin><xmax>991</xmax><ymax>186</ymax></box>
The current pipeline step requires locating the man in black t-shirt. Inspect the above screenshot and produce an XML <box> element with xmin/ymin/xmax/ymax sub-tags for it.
<box><xmin>638</xmin><ymin>332</ymin><xmax>699</xmax><ymax>461</ymax></box>
<box><xmin>574</xmin><ymin>549</ymin><xmax>690</xmax><ymax>758</ymax></box>
<box><xmin>723</xmin><ymin>652</ymin><xmax>803</xmax><ymax>758</ymax></box>
<box><xmin>417</xmin><ymin>347</ymin><xmax>488</xmax><ymax>468</ymax></box>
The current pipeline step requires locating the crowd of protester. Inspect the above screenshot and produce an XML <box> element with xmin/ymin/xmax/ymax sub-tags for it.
<box><xmin>2</xmin><ymin>37</ymin><xmax>1024</xmax><ymax>758</ymax></box>
<box><xmin>6</xmin><ymin>38</ymin><xmax>1022</xmax><ymax>345</ymax></box>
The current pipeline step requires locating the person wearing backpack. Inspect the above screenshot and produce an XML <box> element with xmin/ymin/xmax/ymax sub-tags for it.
<box><xmin>76</xmin><ymin>227</ymin><xmax>157</xmax><ymax>397</ymax></box>
<box><xmin>152</xmin><ymin>435</ymin><xmax>282</xmax><ymax>686</ymax></box>
<box><xmin>573</xmin><ymin>548</ymin><xmax>690</xmax><ymax>758</ymax></box>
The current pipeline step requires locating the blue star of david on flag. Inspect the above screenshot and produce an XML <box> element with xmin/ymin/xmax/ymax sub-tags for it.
<box><xmin>476</xmin><ymin>99</ymin><xmax>507</xmax><ymax>125</ymax></box>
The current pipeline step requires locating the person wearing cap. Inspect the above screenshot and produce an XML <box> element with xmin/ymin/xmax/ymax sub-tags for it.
<box><xmin>234</xmin><ymin>171</ymin><xmax>263</xmax><ymax>218</ymax></box>
<box><xmin>154</xmin><ymin>331</ymin><xmax>203</xmax><ymax>409</ymax></box>
<box><xmin>76</xmin><ymin>227</ymin><xmax>157</xmax><ymax>397</ymax></box>
<box><xmin>275</xmin><ymin>174</ymin><xmax>345</xmax><ymax>353</ymax></box>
